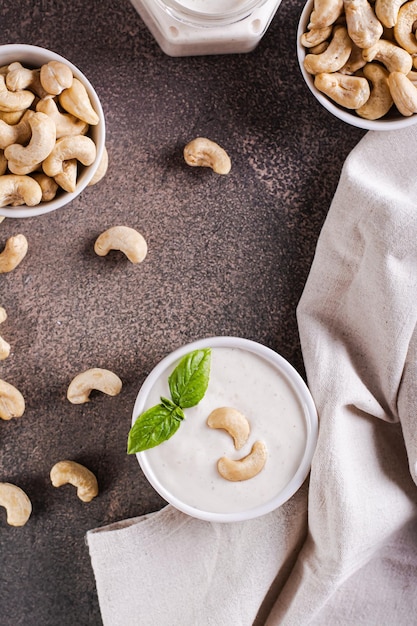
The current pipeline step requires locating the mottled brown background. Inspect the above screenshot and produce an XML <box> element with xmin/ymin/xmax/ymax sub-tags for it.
<box><xmin>0</xmin><ymin>1</ymin><xmax>365</xmax><ymax>624</ymax></box>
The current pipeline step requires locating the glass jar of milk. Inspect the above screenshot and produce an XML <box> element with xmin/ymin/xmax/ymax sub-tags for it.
<box><xmin>129</xmin><ymin>0</ymin><xmax>283</xmax><ymax>56</ymax></box>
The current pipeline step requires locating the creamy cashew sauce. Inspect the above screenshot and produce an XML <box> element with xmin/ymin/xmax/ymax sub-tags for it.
<box><xmin>141</xmin><ymin>347</ymin><xmax>307</xmax><ymax>514</ymax></box>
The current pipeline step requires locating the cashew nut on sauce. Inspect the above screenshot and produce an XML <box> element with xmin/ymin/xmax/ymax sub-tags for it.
<box><xmin>0</xmin><ymin>59</ymin><xmax>103</xmax><ymax>208</ymax></box>
<box><xmin>94</xmin><ymin>225</ymin><xmax>148</xmax><ymax>264</ymax></box>
<box><xmin>217</xmin><ymin>441</ymin><xmax>268</xmax><ymax>482</ymax></box>
<box><xmin>0</xmin><ymin>233</ymin><xmax>28</xmax><ymax>273</ymax></box>
<box><xmin>0</xmin><ymin>483</ymin><xmax>32</xmax><ymax>526</ymax></box>
<box><xmin>0</xmin><ymin>378</ymin><xmax>25</xmax><ymax>420</ymax></box>
<box><xmin>301</xmin><ymin>0</ymin><xmax>417</xmax><ymax>119</ymax></box>
<box><xmin>67</xmin><ymin>367</ymin><xmax>122</xmax><ymax>404</ymax></box>
<box><xmin>184</xmin><ymin>137</ymin><xmax>231</xmax><ymax>175</ymax></box>
<box><xmin>207</xmin><ymin>407</ymin><xmax>250</xmax><ymax>450</ymax></box>
<box><xmin>50</xmin><ymin>460</ymin><xmax>98</xmax><ymax>502</ymax></box>
<box><xmin>0</xmin><ymin>306</ymin><xmax>10</xmax><ymax>360</ymax></box>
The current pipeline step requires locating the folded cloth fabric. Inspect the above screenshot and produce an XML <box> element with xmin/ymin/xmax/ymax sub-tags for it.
<box><xmin>87</xmin><ymin>126</ymin><xmax>417</xmax><ymax>626</ymax></box>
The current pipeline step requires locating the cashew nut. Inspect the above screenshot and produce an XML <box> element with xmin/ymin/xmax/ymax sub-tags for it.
<box><xmin>0</xmin><ymin>379</ymin><xmax>25</xmax><ymax>420</ymax></box>
<box><xmin>0</xmin><ymin>109</ymin><xmax>31</xmax><ymax>150</ymax></box>
<box><xmin>393</xmin><ymin>0</ymin><xmax>417</xmax><ymax>54</ymax></box>
<box><xmin>0</xmin><ymin>307</ymin><xmax>10</xmax><ymax>360</ymax></box>
<box><xmin>301</xmin><ymin>25</ymin><xmax>333</xmax><ymax>48</ymax></box>
<box><xmin>304</xmin><ymin>25</ymin><xmax>353</xmax><ymax>74</ymax></box>
<box><xmin>308</xmin><ymin>0</ymin><xmax>344</xmax><ymax>28</ymax></box>
<box><xmin>36</xmin><ymin>95</ymin><xmax>89</xmax><ymax>139</ymax></box>
<box><xmin>0</xmin><ymin>150</ymin><xmax>7</xmax><ymax>176</ymax></box>
<box><xmin>0</xmin><ymin>74</ymin><xmax>35</xmax><ymax>113</ymax></box>
<box><xmin>59</xmin><ymin>78</ymin><xmax>99</xmax><ymax>125</ymax></box>
<box><xmin>340</xmin><ymin>43</ymin><xmax>367</xmax><ymax>75</ymax></box>
<box><xmin>387</xmin><ymin>71</ymin><xmax>417</xmax><ymax>115</ymax></box>
<box><xmin>67</xmin><ymin>367</ymin><xmax>122</xmax><ymax>404</ymax></box>
<box><xmin>184</xmin><ymin>137</ymin><xmax>231</xmax><ymax>175</ymax></box>
<box><xmin>88</xmin><ymin>145</ymin><xmax>108</xmax><ymax>186</ymax></box>
<box><xmin>217</xmin><ymin>441</ymin><xmax>268</xmax><ymax>482</ymax></box>
<box><xmin>314</xmin><ymin>72</ymin><xmax>371</xmax><ymax>108</ymax></box>
<box><xmin>5</xmin><ymin>111</ymin><xmax>56</xmax><ymax>175</ymax></box>
<box><xmin>42</xmin><ymin>135</ymin><xmax>96</xmax><ymax>179</ymax></box>
<box><xmin>94</xmin><ymin>225</ymin><xmax>148</xmax><ymax>264</ymax></box>
<box><xmin>344</xmin><ymin>0</ymin><xmax>384</xmax><ymax>48</ymax></box>
<box><xmin>54</xmin><ymin>158</ymin><xmax>78</xmax><ymax>193</ymax></box>
<box><xmin>40</xmin><ymin>61</ymin><xmax>73</xmax><ymax>96</ymax></box>
<box><xmin>50</xmin><ymin>460</ymin><xmax>98</xmax><ymax>502</ymax></box>
<box><xmin>0</xmin><ymin>234</ymin><xmax>28</xmax><ymax>273</ymax></box>
<box><xmin>362</xmin><ymin>38</ymin><xmax>413</xmax><ymax>73</ymax></box>
<box><xmin>207</xmin><ymin>407</ymin><xmax>250</xmax><ymax>450</ymax></box>
<box><xmin>0</xmin><ymin>109</ymin><xmax>26</xmax><ymax>124</ymax></box>
<box><xmin>0</xmin><ymin>175</ymin><xmax>42</xmax><ymax>208</ymax></box>
<box><xmin>6</xmin><ymin>62</ymin><xmax>47</xmax><ymax>99</ymax></box>
<box><xmin>0</xmin><ymin>483</ymin><xmax>32</xmax><ymax>526</ymax></box>
<box><xmin>356</xmin><ymin>63</ymin><xmax>393</xmax><ymax>119</ymax></box>
<box><xmin>375</xmin><ymin>0</ymin><xmax>409</xmax><ymax>28</ymax></box>
<box><xmin>31</xmin><ymin>172</ymin><xmax>59</xmax><ymax>201</ymax></box>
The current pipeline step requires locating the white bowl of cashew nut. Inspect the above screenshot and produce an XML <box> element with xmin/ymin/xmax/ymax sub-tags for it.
<box><xmin>128</xmin><ymin>337</ymin><xmax>318</xmax><ymax>523</ymax></box>
<box><xmin>0</xmin><ymin>43</ymin><xmax>105</xmax><ymax>218</ymax></box>
<box><xmin>297</xmin><ymin>0</ymin><xmax>417</xmax><ymax>130</ymax></box>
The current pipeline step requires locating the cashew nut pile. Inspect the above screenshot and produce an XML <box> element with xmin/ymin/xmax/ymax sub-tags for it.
<box><xmin>0</xmin><ymin>60</ymin><xmax>105</xmax><ymax>208</ymax></box>
<box><xmin>301</xmin><ymin>0</ymin><xmax>417</xmax><ymax>119</ymax></box>
<box><xmin>207</xmin><ymin>407</ymin><xmax>267</xmax><ymax>481</ymax></box>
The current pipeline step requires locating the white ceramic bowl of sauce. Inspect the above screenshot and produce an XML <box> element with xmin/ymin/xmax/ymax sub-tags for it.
<box><xmin>0</xmin><ymin>43</ymin><xmax>105</xmax><ymax>218</ymax></box>
<box><xmin>132</xmin><ymin>336</ymin><xmax>318</xmax><ymax>522</ymax></box>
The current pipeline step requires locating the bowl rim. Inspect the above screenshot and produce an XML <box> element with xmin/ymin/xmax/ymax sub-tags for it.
<box><xmin>132</xmin><ymin>336</ymin><xmax>319</xmax><ymax>523</ymax></box>
<box><xmin>0</xmin><ymin>43</ymin><xmax>105</xmax><ymax>218</ymax></box>
<box><xmin>297</xmin><ymin>0</ymin><xmax>417</xmax><ymax>131</ymax></box>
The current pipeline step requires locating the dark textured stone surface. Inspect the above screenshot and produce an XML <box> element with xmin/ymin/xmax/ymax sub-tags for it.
<box><xmin>0</xmin><ymin>1</ymin><xmax>365</xmax><ymax>624</ymax></box>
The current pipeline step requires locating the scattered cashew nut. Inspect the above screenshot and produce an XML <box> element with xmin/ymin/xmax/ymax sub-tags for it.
<box><xmin>184</xmin><ymin>137</ymin><xmax>231</xmax><ymax>175</ymax></box>
<box><xmin>217</xmin><ymin>441</ymin><xmax>268</xmax><ymax>482</ymax></box>
<box><xmin>50</xmin><ymin>460</ymin><xmax>98</xmax><ymax>502</ymax></box>
<box><xmin>0</xmin><ymin>378</ymin><xmax>25</xmax><ymax>420</ymax></box>
<box><xmin>67</xmin><ymin>367</ymin><xmax>122</xmax><ymax>404</ymax></box>
<box><xmin>0</xmin><ymin>306</ymin><xmax>10</xmax><ymax>360</ymax></box>
<box><xmin>207</xmin><ymin>407</ymin><xmax>250</xmax><ymax>450</ymax></box>
<box><xmin>0</xmin><ymin>233</ymin><xmax>28</xmax><ymax>273</ymax></box>
<box><xmin>0</xmin><ymin>483</ymin><xmax>32</xmax><ymax>526</ymax></box>
<box><xmin>94</xmin><ymin>225</ymin><xmax>148</xmax><ymax>264</ymax></box>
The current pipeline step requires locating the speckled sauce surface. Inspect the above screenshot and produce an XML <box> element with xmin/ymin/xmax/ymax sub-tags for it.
<box><xmin>0</xmin><ymin>1</ymin><xmax>365</xmax><ymax>624</ymax></box>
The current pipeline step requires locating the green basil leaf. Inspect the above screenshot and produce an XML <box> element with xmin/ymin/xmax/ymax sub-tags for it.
<box><xmin>168</xmin><ymin>348</ymin><xmax>211</xmax><ymax>408</ymax></box>
<box><xmin>127</xmin><ymin>402</ymin><xmax>185</xmax><ymax>453</ymax></box>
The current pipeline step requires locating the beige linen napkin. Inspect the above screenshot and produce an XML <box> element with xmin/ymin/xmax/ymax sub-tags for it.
<box><xmin>87</xmin><ymin>126</ymin><xmax>417</xmax><ymax>625</ymax></box>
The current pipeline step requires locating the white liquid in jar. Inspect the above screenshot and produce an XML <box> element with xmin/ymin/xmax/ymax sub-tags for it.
<box><xmin>140</xmin><ymin>347</ymin><xmax>308</xmax><ymax>514</ymax></box>
<box><xmin>175</xmin><ymin>0</ymin><xmax>254</xmax><ymax>14</ymax></box>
